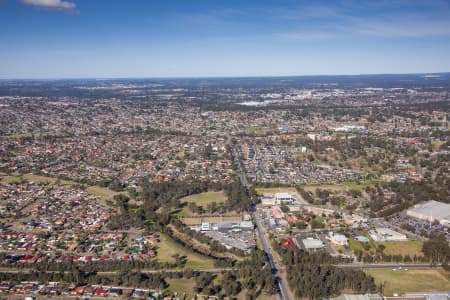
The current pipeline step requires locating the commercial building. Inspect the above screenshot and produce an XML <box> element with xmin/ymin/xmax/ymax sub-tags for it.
<box><xmin>301</xmin><ymin>237</ymin><xmax>325</xmax><ymax>251</ymax></box>
<box><xmin>369</xmin><ymin>227</ymin><xmax>407</xmax><ymax>242</ymax></box>
<box><xmin>407</xmin><ymin>200</ymin><xmax>450</xmax><ymax>227</ymax></box>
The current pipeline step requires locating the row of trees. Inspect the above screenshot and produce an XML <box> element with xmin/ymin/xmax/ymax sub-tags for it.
<box><xmin>284</xmin><ymin>251</ymin><xmax>378</xmax><ymax>299</ymax></box>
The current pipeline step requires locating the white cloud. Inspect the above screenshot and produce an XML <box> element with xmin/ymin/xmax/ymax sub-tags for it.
<box><xmin>21</xmin><ymin>0</ymin><xmax>77</xmax><ymax>12</ymax></box>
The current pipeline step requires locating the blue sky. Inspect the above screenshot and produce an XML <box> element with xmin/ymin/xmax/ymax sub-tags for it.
<box><xmin>1</xmin><ymin>0</ymin><xmax>450</xmax><ymax>78</ymax></box>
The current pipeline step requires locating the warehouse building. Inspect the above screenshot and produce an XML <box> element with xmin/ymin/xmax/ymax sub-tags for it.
<box><xmin>407</xmin><ymin>200</ymin><xmax>450</xmax><ymax>227</ymax></box>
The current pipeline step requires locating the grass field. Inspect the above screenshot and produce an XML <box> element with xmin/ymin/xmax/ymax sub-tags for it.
<box><xmin>156</xmin><ymin>234</ymin><xmax>216</xmax><ymax>270</ymax></box>
<box><xmin>180</xmin><ymin>191</ymin><xmax>228</xmax><ymax>206</ymax></box>
<box><xmin>349</xmin><ymin>238</ymin><xmax>424</xmax><ymax>258</ymax></box>
<box><xmin>367</xmin><ymin>269</ymin><xmax>450</xmax><ymax>296</ymax></box>
<box><xmin>165</xmin><ymin>278</ymin><xmax>196</xmax><ymax>299</ymax></box>
<box><xmin>379</xmin><ymin>241</ymin><xmax>423</xmax><ymax>257</ymax></box>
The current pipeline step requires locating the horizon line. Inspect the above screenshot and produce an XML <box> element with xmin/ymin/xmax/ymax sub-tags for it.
<box><xmin>0</xmin><ymin>71</ymin><xmax>450</xmax><ymax>81</ymax></box>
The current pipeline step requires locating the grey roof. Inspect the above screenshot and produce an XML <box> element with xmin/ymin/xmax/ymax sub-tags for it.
<box><xmin>407</xmin><ymin>200</ymin><xmax>450</xmax><ymax>221</ymax></box>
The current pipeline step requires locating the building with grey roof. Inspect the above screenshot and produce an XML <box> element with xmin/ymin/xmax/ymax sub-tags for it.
<box><xmin>301</xmin><ymin>237</ymin><xmax>325</xmax><ymax>251</ymax></box>
<box><xmin>407</xmin><ymin>200</ymin><xmax>450</xmax><ymax>227</ymax></box>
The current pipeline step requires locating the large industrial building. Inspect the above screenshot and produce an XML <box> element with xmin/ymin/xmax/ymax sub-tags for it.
<box><xmin>406</xmin><ymin>200</ymin><xmax>450</xmax><ymax>227</ymax></box>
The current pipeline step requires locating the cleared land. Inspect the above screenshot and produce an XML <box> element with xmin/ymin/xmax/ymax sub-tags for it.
<box><xmin>367</xmin><ymin>269</ymin><xmax>450</xmax><ymax>296</ymax></box>
<box><xmin>349</xmin><ymin>238</ymin><xmax>424</xmax><ymax>258</ymax></box>
<box><xmin>379</xmin><ymin>241</ymin><xmax>424</xmax><ymax>257</ymax></box>
<box><xmin>156</xmin><ymin>233</ymin><xmax>216</xmax><ymax>270</ymax></box>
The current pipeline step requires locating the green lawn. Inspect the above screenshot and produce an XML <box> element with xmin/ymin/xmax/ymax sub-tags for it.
<box><xmin>156</xmin><ymin>234</ymin><xmax>216</xmax><ymax>270</ymax></box>
<box><xmin>367</xmin><ymin>269</ymin><xmax>450</xmax><ymax>296</ymax></box>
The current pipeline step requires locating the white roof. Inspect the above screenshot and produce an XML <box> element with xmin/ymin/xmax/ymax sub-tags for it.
<box><xmin>408</xmin><ymin>200</ymin><xmax>450</xmax><ymax>221</ymax></box>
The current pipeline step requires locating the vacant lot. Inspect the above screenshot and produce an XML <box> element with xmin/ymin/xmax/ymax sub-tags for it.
<box><xmin>367</xmin><ymin>269</ymin><xmax>450</xmax><ymax>296</ymax></box>
<box><xmin>156</xmin><ymin>233</ymin><xmax>216</xmax><ymax>270</ymax></box>
<box><xmin>349</xmin><ymin>238</ymin><xmax>424</xmax><ymax>258</ymax></box>
<box><xmin>380</xmin><ymin>241</ymin><xmax>423</xmax><ymax>257</ymax></box>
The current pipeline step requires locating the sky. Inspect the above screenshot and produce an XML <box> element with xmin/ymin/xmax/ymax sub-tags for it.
<box><xmin>1</xmin><ymin>0</ymin><xmax>450</xmax><ymax>78</ymax></box>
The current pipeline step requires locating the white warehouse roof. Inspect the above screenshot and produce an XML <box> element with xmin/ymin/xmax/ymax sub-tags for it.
<box><xmin>407</xmin><ymin>200</ymin><xmax>450</xmax><ymax>225</ymax></box>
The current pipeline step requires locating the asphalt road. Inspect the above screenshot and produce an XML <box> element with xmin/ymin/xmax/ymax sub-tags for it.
<box><xmin>253</xmin><ymin>209</ymin><xmax>293</xmax><ymax>300</ymax></box>
<box><xmin>228</xmin><ymin>135</ymin><xmax>293</xmax><ymax>300</ymax></box>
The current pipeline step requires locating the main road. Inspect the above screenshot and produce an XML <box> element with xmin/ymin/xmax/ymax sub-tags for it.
<box><xmin>228</xmin><ymin>136</ymin><xmax>293</xmax><ymax>300</ymax></box>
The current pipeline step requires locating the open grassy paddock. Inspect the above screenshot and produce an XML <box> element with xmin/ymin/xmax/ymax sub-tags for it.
<box><xmin>155</xmin><ymin>233</ymin><xmax>216</xmax><ymax>270</ymax></box>
<box><xmin>379</xmin><ymin>241</ymin><xmax>424</xmax><ymax>257</ymax></box>
<box><xmin>366</xmin><ymin>269</ymin><xmax>450</xmax><ymax>296</ymax></box>
<box><xmin>349</xmin><ymin>238</ymin><xmax>424</xmax><ymax>258</ymax></box>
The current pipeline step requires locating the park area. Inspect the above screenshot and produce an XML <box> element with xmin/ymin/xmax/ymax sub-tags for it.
<box><xmin>367</xmin><ymin>269</ymin><xmax>450</xmax><ymax>296</ymax></box>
